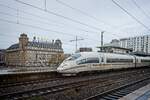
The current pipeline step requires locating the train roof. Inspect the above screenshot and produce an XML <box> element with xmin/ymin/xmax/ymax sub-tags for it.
<box><xmin>77</xmin><ymin>52</ymin><xmax>150</xmax><ymax>59</ymax></box>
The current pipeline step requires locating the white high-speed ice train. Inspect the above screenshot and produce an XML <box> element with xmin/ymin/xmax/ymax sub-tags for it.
<box><xmin>57</xmin><ymin>52</ymin><xmax>150</xmax><ymax>76</ymax></box>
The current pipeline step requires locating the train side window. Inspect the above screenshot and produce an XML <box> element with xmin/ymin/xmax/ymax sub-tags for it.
<box><xmin>76</xmin><ymin>57</ymin><xmax>99</xmax><ymax>65</ymax></box>
<box><xmin>86</xmin><ymin>57</ymin><xmax>99</xmax><ymax>63</ymax></box>
<box><xmin>107</xmin><ymin>58</ymin><xmax>133</xmax><ymax>63</ymax></box>
<box><xmin>141</xmin><ymin>59</ymin><xmax>150</xmax><ymax>62</ymax></box>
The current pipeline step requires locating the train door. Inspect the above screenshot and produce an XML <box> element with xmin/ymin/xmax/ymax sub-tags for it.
<box><xmin>85</xmin><ymin>57</ymin><xmax>93</xmax><ymax>70</ymax></box>
<box><xmin>138</xmin><ymin>58</ymin><xmax>141</xmax><ymax>67</ymax></box>
<box><xmin>133</xmin><ymin>56</ymin><xmax>136</xmax><ymax>68</ymax></box>
<box><xmin>99</xmin><ymin>54</ymin><xmax>105</xmax><ymax>64</ymax></box>
<box><xmin>99</xmin><ymin>54</ymin><xmax>106</xmax><ymax>70</ymax></box>
<box><xmin>136</xmin><ymin>57</ymin><xmax>141</xmax><ymax>67</ymax></box>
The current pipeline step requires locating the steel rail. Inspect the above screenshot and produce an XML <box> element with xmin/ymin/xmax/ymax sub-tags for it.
<box><xmin>84</xmin><ymin>77</ymin><xmax>150</xmax><ymax>100</ymax></box>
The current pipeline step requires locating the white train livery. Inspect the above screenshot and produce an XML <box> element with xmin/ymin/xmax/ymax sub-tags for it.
<box><xmin>57</xmin><ymin>52</ymin><xmax>150</xmax><ymax>75</ymax></box>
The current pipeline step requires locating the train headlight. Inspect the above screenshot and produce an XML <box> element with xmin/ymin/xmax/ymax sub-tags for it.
<box><xmin>57</xmin><ymin>62</ymin><xmax>67</xmax><ymax>72</ymax></box>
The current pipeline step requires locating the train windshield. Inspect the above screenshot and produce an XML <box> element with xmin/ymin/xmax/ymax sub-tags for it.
<box><xmin>67</xmin><ymin>53</ymin><xmax>81</xmax><ymax>61</ymax></box>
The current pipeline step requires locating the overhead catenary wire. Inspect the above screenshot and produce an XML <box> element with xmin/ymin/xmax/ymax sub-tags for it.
<box><xmin>55</xmin><ymin>0</ymin><xmax>149</xmax><ymax>37</ymax></box>
<box><xmin>0</xmin><ymin>1</ymin><xmax>134</xmax><ymax>46</ymax></box>
<box><xmin>0</xmin><ymin>32</ymin><xmax>80</xmax><ymax>46</ymax></box>
<box><xmin>0</xmin><ymin>33</ymin><xmax>77</xmax><ymax>51</ymax></box>
<box><xmin>0</xmin><ymin>17</ymin><xmax>82</xmax><ymax>38</ymax></box>
<box><xmin>0</xmin><ymin>3</ymin><xmax>81</xmax><ymax>30</ymax></box>
<box><xmin>55</xmin><ymin>0</ymin><xmax>124</xmax><ymax>38</ymax></box>
<box><xmin>0</xmin><ymin>2</ymin><xmax>123</xmax><ymax>39</ymax></box>
<box><xmin>55</xmin><ymin>0</ymin><xmax>115</xmax><ymax>28</ymax></box>
<box><xmin>0</xmin><ymin>11</ymin><xmax>102</xmax><ymax>43</ymax></box>
<box><xmin>132</xmin><ymin>0</ymin><xmax>150</xmax><ymax>20</ymax></box>
<box><xmin>14</xmin><ymin>0</ymin><xmax>126</xmax><ymax>39</ymax></box>
<box><xmin>111</xmin><ymin>0</ymin><xmax>150</xmax><ymax>31</ymax></box>
<box><xmin>0</xmin><ymin>33</ymin><xmax>98</xmax><ymax>54</ymax></box>
<box><xmin>0</xmin><ymin>3</ymin><xmax>111</xmax><ymax>43</ymax></box>
<box><xmin>1</xmin><ymin>1</ymin><xmax>138</xmax><ymax>51</ymax></box>
<box><xmin>0</xmin><ymin>11</ymin><xmax>80</xmax><ymax>34</ymax></box>
<box><xmin>0</xmin><ymin>3</ymin><xmax>102</xmax><ymax>38</ymax></box>
<box><xmin>15</xmin><ymin>0</ymin><xmax>103</xmax><ymax>31</ymax></box>
<box><xmin>0</xmin><ymin>14</ymin><xmax>102</xmax><ymax>45</ymax></box>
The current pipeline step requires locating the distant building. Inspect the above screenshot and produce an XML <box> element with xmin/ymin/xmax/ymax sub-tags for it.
<box><xmin>97</xmin><ymin>46</ymin><xmax>133</xmax><ymax>54</ymax></box>
<box><xmin>5</xmin><ymin>33</ymin><xmax>64</xmax><ymax>67</ymax></box>
<box><xmin>105</xmin><ymin>35</ymin><xmax>150</xmax><ymax>54</ymax></box>
<box><xmin>77</xmin><ymin>47</ymin><xmax>92</xmax><ymax>52</ymax></box>
<box><xmin>104</xmin><ymin>39</ymin><xmax>120</xmax><ymax>47</ymax></box>
<box><xmin>0</xmin><ymin>49</ymin><xmax>6</xmax><ymax>66</ymax></box>
<box><xmin>119</xmin><ymin>35</ymin><xmax>150</xmax><ymax>54</ymax></box>
<box><xmin>111</xmin><ymin>39</ymin><xmax>120</xmax><ymax>46</ymax></box>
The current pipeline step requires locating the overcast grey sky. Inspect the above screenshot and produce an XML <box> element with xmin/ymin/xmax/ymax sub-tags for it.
<box><xmin>0</xmin><ymin>0</ymin><xmax>150</xmax><ymax>53</ymax></box>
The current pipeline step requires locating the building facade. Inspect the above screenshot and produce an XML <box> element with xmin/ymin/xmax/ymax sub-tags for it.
<box><xmin>104</xmin><ymin>39</ymin><xmax>120</xmax><ymax>47</ymax></box>
<box><xmin>119</xmin><ymin>35</ymin><xmax>150</xmax><ymax>54</ymax></box>
<box><xmin>105</xmin><ymin>35</ymin><xmax>150</xmax><ymax>54</ymax></box>
<box><xmin>5</xmin><ymin>33</ymin><xmax>64</xmax><ymax>67</ymax></box>
<box><xmin>76</xmin><ymin>47</ymin><xmax>92</xmax><ymax>52</ymax></box>
<box><xmin>0</xmin><ymin>49</ymin><xmax>6</xmax><ymax>66</ymax></box>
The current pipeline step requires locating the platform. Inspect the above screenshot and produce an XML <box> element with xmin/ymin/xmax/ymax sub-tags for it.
<box><xmin>0</xmin><ymin>67</ymin><xmax>57</xmax><ymax>75</ymax></box>
<box><xmin>0</xmin><ymin>67</ymin><xmax>59</xmax><ymax>84</ymax></box>
<box><xmin>119</xmin><ymin>83</ymin><xmax>150</xmax><ymax>100</ymax></box>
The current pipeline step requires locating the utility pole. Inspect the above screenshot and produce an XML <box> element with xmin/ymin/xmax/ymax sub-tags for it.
<box><xmin>44</xmin><ymin>0</ymin><xmax>47</xmax><ymax>11</ymax></box>
<box><xmin>100</xmin><ymin>31</ymin><xmax>105</xmax><ymax>52</ymax></box>
<box><xmin>70</xmin><ymin>36</ymin><xmax>84</xmax><ymax>52</ymax></box>
<box><xmin>101</xmin><ymin>31</ymin><xmax>105</xmax><ymax>47</ymax></box>
<box><xmin>17</xmin><ymin>8</ymin><xmax>19</xmax><ymax>24</ymax></box>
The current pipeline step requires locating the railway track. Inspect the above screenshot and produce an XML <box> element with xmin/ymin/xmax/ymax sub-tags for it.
<box><xmin>0</xmin><ymin>68</ymin><xmax>150</xmax><ymax>100</ymax></box>
<box><xmin>0</xmin><ymin>74</ymin><xmax>121</xmax><ymax>100</ymax></box>
<box><xmin>0</xmin><ymin>69</ymin><xmax>142</xmax><ymax>94</ymax></box>
<box><xmin>0</xmin><ymin>77</ymin><xmax>62</xmax><ymax>88</ymax></box>
<box><xmin>84</xmin><ymin>77</ymin><xmax>150</xmax><ymax>100</ymax></box>
<box><xmin>0</xmin><ymin>68</ymin><xmax>146</xmax><ymax>89</ymax></box>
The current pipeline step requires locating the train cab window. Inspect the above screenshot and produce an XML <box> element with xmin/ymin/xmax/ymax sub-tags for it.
<box><xmin>67</xmin><ymin>54</ymin><xmax>81</xmax><ymax>61</ymax></box>
<box><xmin>76</xmin><ymin>57</ymin><xmax>99</xmax><ymax>65</ymax></box>
<box><xmin>76</xmin><ymin>59</ymin><xmax>86</xmax><ymax>65</ymax></box>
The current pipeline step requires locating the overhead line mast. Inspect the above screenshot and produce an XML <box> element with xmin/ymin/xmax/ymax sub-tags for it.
<box><xmin>101</xmin><ymin>31</ymin><xmax>105</xmax><ymax>47</ymax></box>
<box><xmin>70</xmin><ymin>36</ymin><xmax>84</xmax><ymax>52</ymax></box>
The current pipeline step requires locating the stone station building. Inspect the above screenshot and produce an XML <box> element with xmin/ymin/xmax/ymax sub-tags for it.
<box><xmin>5</xmin><ymin>33</ymin><xmax>64</xmax><ymax>67</ymax></box>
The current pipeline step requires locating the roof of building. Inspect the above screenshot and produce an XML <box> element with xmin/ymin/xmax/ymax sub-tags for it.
<box><xmin>120</xmin><ymin>35</ymin><xmax>150</xmax><ymax>41</ymax></box>
<box><xmin>20</xmin><ymin>33</ymin><xmax>27</xmax><ymax>37</ymax></box>
<box><xmin>7</xmin><ymin>41</ymin><xmax>62</xmax><ymax>50</ymax></box>
<box><xmin>111</xmin><ymin>39</ymin><xmax>119</xmax><ymax>43</ymax></box>
<box><xmin>7</xmin><ymin>44</ymin><xmax>19</xmax><ymax>50</ymax></box>
<box><xmin>28</xmin><ymin>41</ymin><xmax>61</xmax><ymax>49</ymax></box>
<box><xmin>0</xmin><ymin>49</ymin><xmax>6</xmax><ymax>53</ymax></box>
<box><xmin>120</xmin><ymin>38</ymin><xmax>128</xmax><ymax>41</ymax></box>
<box><xmin>97</xmin><ymin>46</ymin><xmax>133</xmax><ymax>51</ymax></box>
